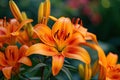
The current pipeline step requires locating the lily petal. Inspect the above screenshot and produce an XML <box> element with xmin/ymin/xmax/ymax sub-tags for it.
<box><xmin>74</xmin><ymin>25</ymin><xmax>87</xmax><ymax>37</ymax></box>
<box><xmin>107</xmin><ymin>52</ymin><xmax>118</xmax><ymax>66</ymax></box>
<box><xmin>0</xmin><ymin>52</ymin><xmax>7</xmax><ymax>66</ymax></box>
<box><xmin>5</xmin><ymin>46</ymin><xmax>19</xmax><ymax>64</ymax></box>
<box><xmin>0</xmin><ymin>27</ymin><xmax>9</xmax><ymax>42</ymax></box>
<box><xmin>34</xmin><ymin>24</ymin><xmax>55</xmax><ymax>46</ymax></box>
<box><xmin>62</xmin><ymin>46</ymin><xmax>90</xmax><ymax>64</ymax></box>
<box><xmin>16</xmin><ymin>19</ymin><xmax>33</xmax><ymax>31</ymax></box>
<box><xmin>66</xmin><ymin>32</ymin><xmax>85</xmax><ymax>45</ymax></box>
<box><xmin>98</xmin><ymin>65</ymin><xmax>106</xmax><ymax>80</ymax></box>
<box><xmin>17</xmin><ymin>31</ymin><xmax>29</xmax><ymax>45</ymax></box>
<box><xmin>18</xmin><ymin>56</ymin><xmax>32</xmax><ymax>66</ymax></box>
<box><xmin>52</xmin><ymin>55</ymin><xmax>64</xmax><ymax>76</ymax></box>
<box><xmin>19</xmin><ymin>45</ymin><xmax>29</xmax><ymax>57</ymax></box>
<box><xmin>81</xmin><ymin>43</ymin><xmax>107</xmax><ymax>67</ymax></box>
<box><xmin>85</xmin><ymin>32</ymin><xmax>98</xmax><ymax>44</ymax></box>
<box><xmin>52</xmin><ymin>17</ymin><xmax>73</xmax><ymax>41</ymax></box>
<box><xmin>26</xmin><ymin>43</ymin><xmax>58</xmax><ymax>56</ymax></box>
<box><xmin>0</xmin><ymin>27</ymin><xmax>7</xmax><ymax>35</ymax></box>
<box><xmin>2</xmin><ymin>67</ymin><xmax>12</xmax><ymax>79</ymax></box>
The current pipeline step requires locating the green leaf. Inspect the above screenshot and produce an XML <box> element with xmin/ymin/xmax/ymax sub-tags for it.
<box><xmin>64</xmin><ymin>64</ymin><xmax>77</xmax><ymax>71</ymax></box>
<box><xmin>29</xmin><ymin>77</ymin><xmax>41</xmax><ymax>80</ymax></box>
<box><xmin>44</xmin><ymin>68</ymin><xmax>52</xmax><ymax>80</ymax></box>
<box><xmin>61</xmin><ymin>66</ymin><xmax>73</xmax><ymax>80</ymax></box>
<box><xmin>28</xmin><ymin>63</ymin><xmax>46</xmax><ymax>72</ymax></box>
<box><xmin>64</xmin><ymin>59</ymin><xmax>71</xmax><ymax>64</ymax></box>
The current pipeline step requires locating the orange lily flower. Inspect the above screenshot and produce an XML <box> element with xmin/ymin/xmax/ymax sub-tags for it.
<box><xmin>87</xmin><ymin>43</ymin><xmax>120</xmax><ymax>80</ymax></box>
<box><xmin>97</xmin><ymin>52</ymin><xmax>120</xmax><ymax>80</ymax></box>
<box><xmin>0</xmin><ymin>45</ymin><xmax>32</xmax><ymax>79</ymax></box>
<box><xmin>17</xmin><ymin>30</ymin><xmax>38</xmax><ymax>46</ymax></box>
<box><xmin>26</xmin><ymin>17</ymin><xmax>91</xmax><ymax>76</ymax></box>
<box><xmin>0</xmin><ymin>18</ymin><xmax>33</xmax><ymax>45</ymax></box>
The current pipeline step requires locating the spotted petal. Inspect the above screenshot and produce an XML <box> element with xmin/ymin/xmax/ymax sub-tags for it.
<box><xmin>52</xmin><ymin>17</ymin><xmax>73</xmax><ymax>41</ymax></box>
<box><xmin>5</xmin><ymin>46</ymin><xmax>19</xmax><ymax>65</ymax></box>
<box><xmin>34</xmin><ymin>24</ymin><xmax>55</xmax><ymax>46</ymax></box>
<box><xmin>66</xmin><ymin>32</ymin><xmax>85</xmax><ymax>45</ymax></box>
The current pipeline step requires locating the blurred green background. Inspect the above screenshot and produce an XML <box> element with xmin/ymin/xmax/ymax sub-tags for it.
<box><xmin>0</xmin><ymin>0</ymin><xmax>120</xmax><ymax>57</ymax></box>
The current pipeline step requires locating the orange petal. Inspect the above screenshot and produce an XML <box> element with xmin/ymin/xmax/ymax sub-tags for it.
<box><xmin>74</xmin><ymin>26</ymin><xmax>87</xmax><ymax>37</ymax></box>
<box><xmin>85</xmin><ymin>32</ymin><xmax>98</xmax><ymax>44</ymax></box>
<box><xmin>98</xmin><ymin>65</ymin><xmax>106</xmax><ymax>80</ymax></box>
<box><xmin>34</xmin><ymin>24</ymin><xmax>55</xmax><ymax>46</ymax></box>
<box><xmin>25</xmin><ymin>43</ymin><xmax>58</xmax><ymax>56</ymax></box>
<box><xmin>16</xmin><ymin>19</ymin><xmax>33</xmax><ymax>31</ymax></box>
<box><xmin>18</xmin><ymin>56</ymin><xmax>32</xmax><ymax>66</ymax></box>
<box><xmin>107</xmin><ymin>52</ymin><xmax>118</xmax><ymax>66</ymax></box>
<box><xmin>106</xmin><ymin>64</ymin><xmax>120</xmax><ymax>80</ymax></box>
<box><xmin>17</xmin><ymin>30</ymin><xmax>29</xmax><ymax>45</ymax></box>
<box><xmin>5</xmin><ymin>46</ymin><xmax>19</xmax><ymax>63</ymax></box>
<box><xmin>82</xmin><ymin>43</ymin><xmax>107</xmax><ymax>67</ymax></box>
<box><xmin>0</xmin><ymin>52</ymin><xmax>7</xmax><ymax>66</ymax></box>
<box><xmin>62</xmin><ymin>46</ymin><xmax>91</xmax><ymax>64</ymax></box>
<box><xmin>2</xmin><ymin>67</ymin><xmax>12</xmax><ymax>79</ymax></box>
<box><xmin>19</xmin><ymin>45</ymin><xmax>29</xmax><ymax>57</ymax></box>
<box><xmin>0</xmin><ymin>66</ymin><xmax>4</xmax><ymax>70</ymax></box>
<box><xmin>0</xmin><ymin>27</ymin><xmax>9</xmax><ymax>42</ymax></box>
<box><xmin>9</xmin><ymin>19</ymin><xmax>20</xmax><ymax>32</ymax></box>
<box><xmin>52</xmin><ymin>17</ymin><xmax>73</xmax><ymax>41</ymax></box>
<box><xmin>66</xmin><ymin>32</ymin><xmax>85</xmax><ymax>45</ymax></box>
<box><xmin>52</xmin><ymin>55</ymin><xmax>64</xmax><ymax>76</ymax></box>
<box><xmin>0</xmin><ymin>27</ymin><xmax>7</xmax><ymax>35</ymax></box>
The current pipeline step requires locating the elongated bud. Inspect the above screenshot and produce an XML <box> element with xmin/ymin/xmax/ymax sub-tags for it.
<box><xmin>9</xmin><ymin>0</ymin><xmax>23</xmax><ymax>22</ymax></box>
<box><xmin>38</xmin><ymin>2</ymin><xmax>44</xmax><ymax>23</ymax></box>
<box><xmin>26</xmin><ymin>23</ymin><xmax>33</xmax><ymax>38</ymax></box>
<box><xmin>92</xmin><ymin>60</ymin><xmax>99</xmax><ymax>77</ymax></box>
<box><xmin>78</xmin><ymin>64</ymin><xmax>84</xmax><ymax>80</ymax></box>
<box><xmin>22</xmin><ymin>12</ymin><xmax>28</xmax><ymax>20</ymax></box>
<box><xmin>21</xmin><ymin>12</ymin><xmax>33</xmax><ymax>38</ymax></box>
<box><xmin>44</xmin><ymin>0</ymin><xmax>50</xmax><ymax>24</ymax></box>
<box><xmin>78</xmin><ymin>64</ymin><xmax>92</xmax><ymax>80</ymax></box>
<box><xmin>84</xmin><ymin>64</ymin><xmax>92</xmax><ymax>80</ymax></box>
<box><xmin>38</xmin><ymin>0</ymin><xmax>50</xmax><ymax>24</ymax></box>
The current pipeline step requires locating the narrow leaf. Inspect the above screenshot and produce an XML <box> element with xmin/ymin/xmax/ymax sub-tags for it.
<box><xmin>28</xmin><ymin>63</ymin><xmax>46</xmax><ymax>72</ymax></box>
<box><xmin>61</xmin><ymin>66</ymin><xmax>73</xmax><ymax>80</ymax></box>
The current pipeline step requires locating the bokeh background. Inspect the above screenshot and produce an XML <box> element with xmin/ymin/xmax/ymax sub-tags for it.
<box><xmin>1</xmin><ymin>0</ymin><xmax>120</xmax><ymax>55</ymax></box>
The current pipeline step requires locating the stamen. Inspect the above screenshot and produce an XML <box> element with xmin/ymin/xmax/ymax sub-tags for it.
<box><xmin>75</xmin><ymin>18</ymin><xmax>80</xmax><ymax>25</ymax></box>
<box><xmin>3</xmin><ymin>17</ymin><xmax>7</xmax><ymax>27</ymax></box>
<box><xmin>64</xmin><ymin>33</ymin><xmax>70</xmax><ymax>40</ymax></box>
<box><xmin>54</xmin><ymin>30</ymin><xmax>59</xmax><ymax>39</ymax></box>
<box><xmin>72</xmin><ymin>17</ymin><xmax>75</xmax><ymax>24</ymax></box>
